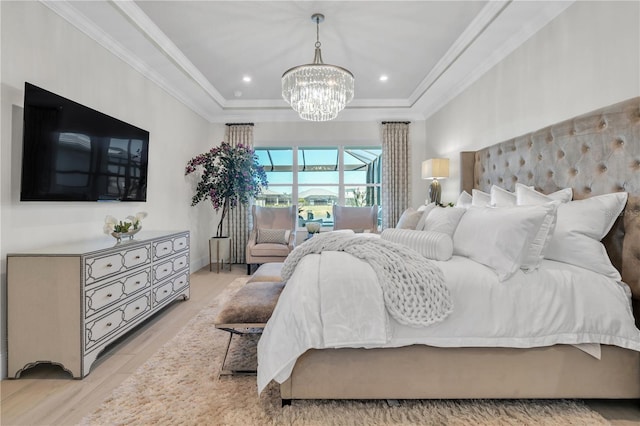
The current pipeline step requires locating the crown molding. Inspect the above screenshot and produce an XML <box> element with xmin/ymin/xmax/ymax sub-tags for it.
<box><xmin>408</xmin><ymin>1</ymin><xmax>510</xmax><ymax>107</ymax></box>
<box><xmin>417</xmin><ymin>0</ymin><xmax>574</xmax><ymax>120</ymax></box>
<box><xmin>109</xmin><ymin>1</ymin><xmax>226</xmax><ymax>109</ymax></box>
<box><xmin>38</xmin><ymin>0</ymin><xmax>574</xmax><ymax>124</ymax></box>
<box><xmin>39</xmin><ymin>0</ymin><xmax>221</xmax><ymax>122</ymax></box>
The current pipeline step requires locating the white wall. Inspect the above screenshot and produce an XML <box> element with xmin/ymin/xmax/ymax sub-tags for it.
<box><xmin>0</xmin><ymin>2</ymin><xmax>217</xmax><ymax>378</ymax></box>
<box><xmin>423</xmin><ymin>1</ymin><xmax>640</xmax><ymax>203</ymax></box>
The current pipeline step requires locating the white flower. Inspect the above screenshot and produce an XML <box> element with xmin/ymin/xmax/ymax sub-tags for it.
<box><xmin>103</xmin><ymin>223</ymin><xmax>115</xmax><ymax>235</ymax></box>
<box><xmin>135</xmin><ymin>211</ymin><xmax>148</xmax><ymax>221</ymax></box>
<box><xmin>105</xmin><ymin>215</ymin><xmax>117</xmax><ymax>225</ymax></box>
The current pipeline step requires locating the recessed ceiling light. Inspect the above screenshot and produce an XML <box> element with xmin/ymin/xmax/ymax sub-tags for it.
<box><xmin>379</xmin><ymin>75</ymin><xmax>388</xmax><ymax>82</ymax></box>
<box><xmin>242</xmin><ymin>76</ymin><xmax>252</xmax><ymax>83</ymax></box>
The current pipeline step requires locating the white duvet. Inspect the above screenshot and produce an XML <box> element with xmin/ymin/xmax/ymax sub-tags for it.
<box><xmin>257</xmin><ymin>252</ymin><xmax>640</xmax><ymax>394</ymax></box>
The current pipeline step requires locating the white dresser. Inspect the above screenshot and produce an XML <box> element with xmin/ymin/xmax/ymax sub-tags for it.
<box><xmin>7</xmin><ymin>231</ymin><xmax>190</xmax><ymax>378</ymax></box>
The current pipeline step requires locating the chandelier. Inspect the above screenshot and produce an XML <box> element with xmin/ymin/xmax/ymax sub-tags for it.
<box><xmin>282</xmin><ymin>13</ymin><xmax>355</xmax><ymax>121</ymax></box>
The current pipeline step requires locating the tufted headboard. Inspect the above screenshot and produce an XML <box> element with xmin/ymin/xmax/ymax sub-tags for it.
<box><xmin>460</xmin><ymin>97</ymin><xmax>640</xmax><ymax>317</ymax></box>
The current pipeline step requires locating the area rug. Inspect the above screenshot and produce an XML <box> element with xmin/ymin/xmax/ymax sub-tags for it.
<box><xmin>80</xmin><ymin>277</ymin><xmax>609</xmax><ymax>426</ymax></box>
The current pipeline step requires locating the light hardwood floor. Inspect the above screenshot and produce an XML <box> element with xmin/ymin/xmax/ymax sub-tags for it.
<box><xmin>2</xmin><ymin>265</ymin><xmax>639</xmax><ymax>425</ymax></box>
<box><xmin>1</xmin><ymin>264</ymin><xmax>246</xmax><ymax>426</ymax></box>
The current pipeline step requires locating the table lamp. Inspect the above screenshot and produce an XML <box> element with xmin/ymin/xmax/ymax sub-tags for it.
<box><xmin>421</xmin><ymin>158</ymin><xmax>449</xmax><ymax>205</ymax></box>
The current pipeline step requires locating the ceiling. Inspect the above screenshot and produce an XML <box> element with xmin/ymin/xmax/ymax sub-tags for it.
<box><xmin>43</xmin><ymin>1</ymin><xmax>573</xmax><ymax>123</ymax></box>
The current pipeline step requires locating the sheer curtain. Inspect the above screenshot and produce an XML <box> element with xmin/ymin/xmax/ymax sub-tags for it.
<box><xmin>225</xmin><ymin>123</ymin><xmax>254</xmax><ymax>264</ymax></box>
<box><xmin>381</xmin><ymin>121</ymin><xmax>411</xmax><ymax>229</ymax></box>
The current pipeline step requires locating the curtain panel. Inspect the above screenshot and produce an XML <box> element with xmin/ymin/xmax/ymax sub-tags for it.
<box><xmin>381</xmin><ymin>122</ymin><xmax>411</xmax><ymax>229</ymax></box>
<box><xmin>225</xmin><ymin>123</ymin><xmax>254</xmax><ymax>264</ymax></box>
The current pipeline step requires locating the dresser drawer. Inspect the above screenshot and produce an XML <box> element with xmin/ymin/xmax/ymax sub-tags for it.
<box><xmin>85</xmin><ymin>253</ymin><xmax>123</xmax><ymax>283</ymax></box>
<box><xmin>152</xmin><ymin>233</ymin><xmax>189</xmax><ymax>260</ymax></box>
<box><xmin>153</xmin><ymin>271</ymin><xmax>189</xmax><ymax>307</ymax></box>
<box><xmin>85</xmin><ymin>269</ymin><xmax>151</xmax><ymax>317</ymax></box>
<box><xmin>85</xmin><ymin>245</ymin><xmax>151</xmax><ymax>285</ymax></box>
<box><xmin>153</xmin><ymin>253</ymin><xmax>189</xmax><ymax>282</ymax></box>
<box><xmin>85</xmin><ymin>292</ymin><xmax>151</xmax><ymax>351</ymax></box>
<box><xmin>172</xmin><ymin>235</ymin><xmax>189</xmax><ymax>253</ymax></box>
<box><xmin>123</xmin><ymin>246</ymin><xmax>150</xmax><ymax>269</ymax></box>
<box><xmin>153</xmin><ymin>239</ymin><xmax>174</xmax><ymax>260</ymax></box>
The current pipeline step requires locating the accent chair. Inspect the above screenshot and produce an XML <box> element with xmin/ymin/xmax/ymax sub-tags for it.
<box><xmin>246</xmin><ymin>205</ymin><xmax>297</xmax><ymax>274</ymax></box>
<box><xmin>332</xmin><ymin>205</ymin><xmax>379</xmax><ymax>233</ymax></box>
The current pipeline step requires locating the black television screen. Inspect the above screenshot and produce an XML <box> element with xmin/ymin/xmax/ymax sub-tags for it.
<box><xmin>20</xmin><ymin>82</ymin><xmax>149</xmax><ymax>202</ymax></box>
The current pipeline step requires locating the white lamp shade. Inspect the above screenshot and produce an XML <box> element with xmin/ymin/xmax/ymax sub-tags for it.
<box><xmin>422</xmin><ymin>158</ymin><xmax>449</xmax><ymax>179</ymax></box>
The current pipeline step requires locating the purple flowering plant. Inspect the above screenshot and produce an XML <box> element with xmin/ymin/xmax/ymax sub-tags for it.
<box><xmin>185</xmin><ymin>142</ymin><xmax>267</xmax><ymax>238</ymax></box>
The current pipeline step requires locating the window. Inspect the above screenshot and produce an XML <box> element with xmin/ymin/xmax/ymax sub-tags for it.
<box><xmin>255</xmin><ymin>146</ymin><xmax>382</xmax><ymax>228</ymax></box>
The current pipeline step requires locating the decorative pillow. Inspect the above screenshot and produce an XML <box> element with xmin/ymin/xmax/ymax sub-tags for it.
<box><xmin>515</xmin><ymin>183</ymin><xmax>573</xmax><ymax>205</ymax></box>
<box><xmin>520</xmin><ymin>202</ymin><xmax>560</xmax><ymax>271</ymax></box>
<box><xmin>544</xmin><ymin>192</ymin><xmax>628</xmax><ymax>280</ymax></box>
<box><xmin>547</xmin><ymin>188</ymin><xmax>573</xmax><ymax>202</ymax></box>
<box><xmin>455</xmin><ymin>191</ymin><xmax>473</xmax><ymax>209</ymax></box>
<box><xmin>396</xmin><ymin>207</ymin><xmax>423</xmax><ymax>230</ymax></box>
<box><xmin>453</xmin><ymin>205</ymin><xmax>550</xmax><ymax>281</ymax></box>
<box><xmin>471</xmin><ymin>189</ymin><xmax>491</xmax><ymax>207</ymax></box>
<box><xmin>423</xmin><ymin>207</ymin><xmax>466</xmax><ymax>238</ymax></box>
<box><xmin>256</xmin><ymin>228</ymin><xmax>290</xmax><ymax>245</ymax></box>
<box><xmin>381</xmin><ymin>228</ymin><xmax>453</xmax><ymax>261</ymax></box>
<box><xmin>490</xmin><ymin>185</ymin><xmax>516</xmax><ymax>207</ymax></box>
<box><xmin>415</xmin><ymin>203</ymin><xmax>436</xmax><ymax>230</ymax></box>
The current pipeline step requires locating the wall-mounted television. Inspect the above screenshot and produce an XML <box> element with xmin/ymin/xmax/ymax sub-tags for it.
<box><xmin>20</xmin><ymin>82</ymin><xmax>149</xmax><ymax>202</ymax></box>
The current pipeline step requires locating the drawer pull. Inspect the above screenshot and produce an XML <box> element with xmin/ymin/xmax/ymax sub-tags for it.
<box><xmin>163</xmin><ymin>268</ymin><xmax>168</xmax><ymax>272</ymax></box>
<box><xmin>135</xmin><ymin>306</ymin><xmax>141</xmax><ymax>310</ymax></box>
<box><xmin>163</xmin><ymin>247</ymin><xmax>168</xmax><ymax>251</ymax></box>
<box><xmin>179</xmin><ymin>242</ymin><xmax>184</xmax><ymax>246</ymax></box>
<box><xmin>135</xmin><ymin>255</ymin><xmax>141</xmax><ymax>260</ymax></box>
<box><xmin>106</xmin><ymin>322</ymin><xmax>112</xmax><ymax>327</ymax></box>
<box><xmin>163</xmin><ymin>290</ymin><xmax>168</xmax><ymax>294</ymax></box>
<box><xmin>106</xmin><ymin>293</ymin><xmax>112</xmax><ymax>298</ymax></box>
<box><xmin>106</xmin><ymin>263</ymin><xmax>113</xmax><ymax>268</ymax></box>
<box><xmin>135</xmin><ymin>281</ymin><xmax>141</xmax><ymax>285</ymax></box>
<box><xmin>179</xmin><ymin>262</ymin><xmax>184</xmax><ymax>266</ymax></box>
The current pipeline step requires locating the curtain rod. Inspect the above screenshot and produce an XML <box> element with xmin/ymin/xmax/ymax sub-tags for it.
<box><xmin>225</xmin><ymin>123</ymin><xmax>255</xmax><ymax>126</ymax></box>
<box><xmin>381</xmin><ymin>121</ymin><xmax>410</xmax><ymax>124</ymax></box>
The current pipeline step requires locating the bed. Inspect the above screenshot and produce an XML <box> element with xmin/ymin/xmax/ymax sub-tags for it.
<box><xmin>257</xmin><ymin>97</ymin><xmax>640</xmax><ymax>402</ymax></box>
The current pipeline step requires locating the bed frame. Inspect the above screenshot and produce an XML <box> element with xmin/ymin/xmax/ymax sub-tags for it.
<box><xmin>280</xmin><ymin>97</ymin><xmax>640</xmax><ymax>401</ymax></box>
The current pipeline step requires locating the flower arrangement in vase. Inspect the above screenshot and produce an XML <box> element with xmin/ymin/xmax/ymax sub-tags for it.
<box><xmin>305</xmin><ymin>221</ymin><xmax>321</xmax><ymax>237</ymax></box>
<box><xmin>104</xmin><ymin>212</ymin><xmax>147</xmax><ymax>242</ymax></box>
<box><xmin>185</xmin><ymin>141</ymin><xmax>267</xmax><ymax>238</ymax></box>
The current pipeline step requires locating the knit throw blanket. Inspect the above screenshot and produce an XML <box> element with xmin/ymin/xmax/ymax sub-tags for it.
<box><xmin>282</xmin><ymin>232</ymin><xmax>453</xmax><ymax>327</ymax></box>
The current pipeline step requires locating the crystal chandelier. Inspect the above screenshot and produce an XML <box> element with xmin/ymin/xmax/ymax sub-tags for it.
<box><xmin>282</xmin><ymin>13</ymin><xmax>355</xmax><ymax>121</ymax></box>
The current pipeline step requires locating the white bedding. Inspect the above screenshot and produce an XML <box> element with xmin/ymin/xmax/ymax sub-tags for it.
<box><xmin>256</xmin><ymin>252</ymin><xmax>640</xmax><ymax>394</ymax></box>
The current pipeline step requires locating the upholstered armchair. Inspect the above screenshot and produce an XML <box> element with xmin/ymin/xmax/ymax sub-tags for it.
<box><xmin>246</xmin><ymin>205</ymin><xmax>297</xmax><ymax>275</ymax></box>
<box><xmin>332</xmin><ymin>205</ymin><xmax>379</xmax><ymax>233</ymax></box>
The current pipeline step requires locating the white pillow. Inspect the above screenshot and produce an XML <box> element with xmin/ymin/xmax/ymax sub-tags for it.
<box><xmin>490</xmin><ymin>185</ymin><xmax>516</xmax><ymax>207</ymax></box>
<box><xmin>453</xmin><ymin>205</ymin><xmax>550</xmax><ymax>281</ymax></box>
<box><xmin>520</xmin><ymin>202</ymin><xmax>560</xmax><ymax>271</ymax></box>
<box><xmin>415</xmin><ymin>203</ymin><xmax>436</xmax><ymax>231</ymax></box>
<box><xmin>423</xmin><ymin>207</ymin><xmax>466</xmax><ymax>237</ymax></box>
<box><xmin>516</xmin><ymin>183</ymin><xmax>573</xmax><ymax>205</ymax></box>
<box><xmin>381</xmin><ymin>228</ymin><xmax>453</xmax><ymax>261</ymax></box>
<box><xmin>544</xmin><ymin>192</ymin><xmax>628</xmax><ymax>280</ymax></box>
<box><xmin>455</xmin><ymin>191</ymin><xmax>472</xmax><ymax>209</ymax></box>
<box><xmin>471</xmin><ymin>189</ymin><xmax>491</xmax><ymax>207</ymax></box>
<box><xmin>396</xmin><ymin>207</ymin><xmax>423</xmax><ymax>230</ymax></box>
<box><xmin>547</xmin><ymin>188</ymin><xmax>573</xmax><ymax>202</ymax></box>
